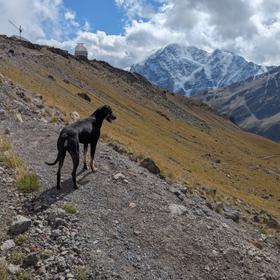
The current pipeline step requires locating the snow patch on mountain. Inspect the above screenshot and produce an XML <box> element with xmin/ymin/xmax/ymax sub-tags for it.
<box><xmin>131</xmin><ymin>44</ymin><xmax>271</xmax><ymax>96</ymax></box>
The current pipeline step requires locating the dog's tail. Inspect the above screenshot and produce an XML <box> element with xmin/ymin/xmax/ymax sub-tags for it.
<box><xmin>45</xmin><ymin>137</ymin><xmax>67</xmax><ymax>166</ymax></box>
<box><xmin>45</xmin><ymin>158</ymin><xmax>59</xmax><ymax>166</ymax></box>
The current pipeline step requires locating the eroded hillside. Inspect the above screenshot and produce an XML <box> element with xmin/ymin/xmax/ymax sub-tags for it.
<box><xmin>0</xmin><ymin>35</ymin><xmax>280</xmax><ymax>219</ymax></box>
<box><xmin>193</xmin><ymin>67</ymin><xmax>280</xmax><ymax>142</ymax></box>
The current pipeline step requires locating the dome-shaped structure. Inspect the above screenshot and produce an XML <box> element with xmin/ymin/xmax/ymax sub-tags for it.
<box><xmin>74</xmin><ymin>43</ymin><xmax>88</xmax><ymax>58</ymax></box>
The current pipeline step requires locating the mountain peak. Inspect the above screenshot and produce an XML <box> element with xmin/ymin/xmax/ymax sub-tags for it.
<box><xmin>131</xmin><ymin>44</ymin><xmax>270</xmax><ymax>96</ymax></box>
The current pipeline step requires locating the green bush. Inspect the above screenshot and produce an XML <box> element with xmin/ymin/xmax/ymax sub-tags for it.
<box><xmin>63</xmin><ymin>203</ymin><xmax>77</xmax><ymax>214</ymax></box>
<box><xmin>16</xmin><ymin>173</ymin><xmax>41</xmax><ymax>192</ymax></box>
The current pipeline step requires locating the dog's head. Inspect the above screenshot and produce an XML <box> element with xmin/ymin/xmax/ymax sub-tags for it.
<box><xmin>94</xmin><ymin>105</ymin><xmax>116</xmax><ymax>123</ymax></box>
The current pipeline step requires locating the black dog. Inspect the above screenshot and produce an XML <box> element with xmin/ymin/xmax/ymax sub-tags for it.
<box><xmin>45</xmin><ymin>105</ymin><xmax>116</xmax><ymax>190</ymax></box>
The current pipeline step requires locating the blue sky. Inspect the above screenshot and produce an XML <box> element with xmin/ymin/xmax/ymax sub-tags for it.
<box><xmin>64</xmin><ymin>0</ymin><xmax>126</xmax><ymax>35</ymax></box>
<box><xmin>0</xmin><ymin>0</ymin><xmax>280</xmax><ymax>68</ymax></box>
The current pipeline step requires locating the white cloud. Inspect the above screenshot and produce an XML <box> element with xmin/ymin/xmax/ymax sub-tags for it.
<box><xmin>1</xmin><ymin>0</ymin><xmax>280</xmax><ymax>68</ymax></box>
<box><xmin>64</xmin><ymin>9</ymin><xmax>79</xmax><ymax>27</ymax></box>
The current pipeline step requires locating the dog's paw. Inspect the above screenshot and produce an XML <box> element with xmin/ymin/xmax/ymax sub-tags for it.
<box><xmin>91</xmin><ymin>166</ymin><xmax>98</xmax><ymax>172</ymax></box>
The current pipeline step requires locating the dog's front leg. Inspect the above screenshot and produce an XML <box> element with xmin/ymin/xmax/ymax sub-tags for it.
<box><xmin>83</xmin><ymin>143</ymin><xmax>88</xmax><ymax>170</ymax></box>
<box><xmin>90</xmin><ymin>142</ymin><xmax>98</xmax><ymax>172</ymax></box>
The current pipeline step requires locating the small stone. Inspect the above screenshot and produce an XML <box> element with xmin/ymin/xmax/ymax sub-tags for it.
<box><xmin>4</xmin><ymin>127</ymin><xmax>10</xmax><ymax>134</ymax></box>
<box><xmin>9</xmin><ymin>215</ymin><xmax>31</xmax><ymax>235</ymax></box>
<box><xmin>0</xmin><ymin>108</ymin><xmax>6</xmax><ymax>120</ymax></box>
<box><xmin>113</xmin><ymin>173</ymin><xmax>125</xmax><ymax>180</ymax></box>
<box><xmin>53</xmin><ymin>217</ymin><xmax>67</xmax><ymax>228</ymax></box>
<box><xmin>212</xmin><ymin>250</ymin><xmax>219</xmax><ymax>257</ymax></box>
<box><xmin>168</xmin><ymin>186</ymin><xmax>181</xmax><ymax>196</ymax></box>
<box><xmin>134</xmin><ymin>230</ymin><xmax>141</xmax><ymax>236</ymax></box>
<box><xmin>66</xmin><ymin>273</ymin><xmax>74</xmax><ymax>279</ymax></box>
<box><xmin>169</xmin><ymin>204</ymin><xmax>188</xmax><ymax>216</ymax></box>
<box><xmin>47</xmin><ymin>208</ymin><xmax>66</xmax><ymax>224</ymax></box>
<box><xmin>0</xmin><ymin>239</ymin><xmax>15</xmax><ymax>251</ymax></box>
<box><xmin>23</xmin><ymin>253</ymin><xmax>39</xmax><ymax>268</ymax></box>
<box><xmin>129</xmin><ymin>202</ymin><xmax>137</xmax><ymax>208</ymax></box>
<box><xmin>51</xmin><ymin>229</ymin><xmax>61</xmax><ymax>239</ymax></box>
<box><xmin>56</xmin><ymin>256</ymin><xmax>67</xmax><ymax>272</ymax></box>
<box><xmin>15</xmin><ymin>112</ymin><xmax>23</xmax><ymax>123</ymax></box>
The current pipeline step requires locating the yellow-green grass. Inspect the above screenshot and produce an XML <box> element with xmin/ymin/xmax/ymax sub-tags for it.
<box><xmin>76</xmin><ymin>266</ymin><xmax>90</xmax><ymax>280</ymax></box>
<box><xmin>14</xmin><ymin>234</ymin><xmax>30</xmax><ymax>246</ymax></box>
<box><xmin>1</xmin><ymin>46</ymin><xmax>280</xmax><ymax>219</ymax></box>
<box><xmin>0</xmin><ymin>260</ymin><xmax>8</xmax><ymax>280</ymax></box>
<box><xmin>15</xmin><ymin>270</ymin><xmax>30</xmax><ymax>280</ymax></box>
<box><xmin>16</xmin><ymin>172</ymin><xmax>41</xmax><ymax>192</ymax></box>
<box><xmin>63</xmin><ymin>203</ymin><xmax>77</xmax><ymax>214</ymax></box>
<box><xmin>0</xmin><ymin>136</ymin><xmax>41</xmax><ymax>193</ymax></box>
<box><xmin>7</xmin><ymin>251</ymin><xmax>25</xmax><ymax>265</ymax></box>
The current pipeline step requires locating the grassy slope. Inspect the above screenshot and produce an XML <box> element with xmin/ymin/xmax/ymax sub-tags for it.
<box><xmin>1</xmin><ymin>37</ymin><xmax>280</xmax><ymax>218</ymax></box>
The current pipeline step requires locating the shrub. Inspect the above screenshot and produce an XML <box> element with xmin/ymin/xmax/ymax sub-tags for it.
<box><xmin>77</xmin><ymin>266</ymin><xmax>90</xmax><ymax>280</ymax></box>
<box><xmin>50</xmin><ymin>116</ymin><xmax>58</xmax><ymax>123</ymax></box>
<box><xmin>63</xmin><ymin>203</ymin><xmax>77</xmax><ymax>214</ymax></box>
<box><xmin>15</xmin><ymin>234</ymin><xmax>30</xmax><ymax>246</ymax></box>
<box><xmin>0</xmin><ymin>153</ymin><xmax>23</xmax><ymax>169</ymax></box>
<box><xmin>15</xmin><ymin>270</ymin><xmax>30</xmax><ymax>280</ymax></box>
<box><xmin>41</xmin><ymin>249</ymin><xmax>53</xmax><ymax>259</ymax></box>
<box><xmin>0</xmin><ymin>137</ymin><xmax>12</xmax><ymax>152</ymax></box>
<box><xmin>16</xmin><ymin>173</ymin><xmax>41</xmax><ymax>192</ymax></box>
<box><xmin>7</xmin><ymin>251</ymin><xmax>25</xmax><ymax>265</ymax></box>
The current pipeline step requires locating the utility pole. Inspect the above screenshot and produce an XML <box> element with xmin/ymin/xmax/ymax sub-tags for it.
<box><xmin>8</xmin><ymin>20</ymin><xmax>23</xmax><ymax>40</ymax></box>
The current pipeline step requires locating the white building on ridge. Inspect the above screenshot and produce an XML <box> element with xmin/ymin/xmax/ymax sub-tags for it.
<box><xmin>74</xmin><ymin>43</ymin><xmax>88</xmax><ymax>58</ymax></box>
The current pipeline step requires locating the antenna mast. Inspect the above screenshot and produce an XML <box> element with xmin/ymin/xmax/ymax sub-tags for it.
<box><xmin>8</xmin><ymin>20</ymin><xmax>23</xmax><ymax>40</ymax></box>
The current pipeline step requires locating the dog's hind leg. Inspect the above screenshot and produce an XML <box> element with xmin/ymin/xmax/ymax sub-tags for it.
<box><xmin>56</xmin><ymin>150</ymin><xmax>66</xmax><ymax>190</ymax></box>
<box><xmin>68</xmin><ymin>139</ymin><xmax>80</xmax><ymax>189</ymax></box>
<box><xmin>83</xmin><ymin>143</ymin><xmax>88</xmax><ymax>170</ymax></box>
<box><xmin>90</xmin><ymin>142</ymin><xmax>98</xmax><ymax>172</ymax></box>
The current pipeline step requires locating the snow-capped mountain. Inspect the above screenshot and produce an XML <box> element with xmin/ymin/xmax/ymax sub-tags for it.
<box><xmin>131</xmin><ymin>44</ymin><xmax>270</xmax><ymax>96</ymax></box>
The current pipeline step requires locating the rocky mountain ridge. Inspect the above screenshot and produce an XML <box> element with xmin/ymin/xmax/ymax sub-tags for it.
<box><xmin>131</xmin><ymin>43</ymin><xmax>271</xmax><ymax>96</ymax></box>
<box><xmin>193</xmin><ymin>66</ymin><xmax>280</xmax><ymax>142</ymax></box>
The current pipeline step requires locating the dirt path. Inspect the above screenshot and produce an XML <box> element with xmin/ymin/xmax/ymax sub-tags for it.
<box><xmin>0</xmin><ymin>114</ymin><xmax>277</xmax><ymax>280</ymax></box>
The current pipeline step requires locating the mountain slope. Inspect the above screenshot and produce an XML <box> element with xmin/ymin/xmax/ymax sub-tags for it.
<box><xmin>0</xmin><ymin>35</ymin><xmax>280</xmax><ymax>220</ymax></box>
<box><xmin>1</xmin><ymin>93</ymin><xmax>279</xmax><ymax>279</ymax></box>
<box><xmin>193</xmin><ymin>68</ymin><xmax>280</xmax><ymax>142</ymax></box>
<box><xmin>131</xmin><ymin>43</ymin><xmax>270</xmax><ymax>96</ymax></box>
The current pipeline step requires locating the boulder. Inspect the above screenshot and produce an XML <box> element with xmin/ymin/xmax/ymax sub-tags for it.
<box><xmin>7</xmin><ymin>263</ymin><xmax>20</xmax><ymax>274</ymax></box>
<box><xmin>139</xmin><ymin>158</ymin><xmax>160</xmax><ymax>175</ymax></box>
<box><xmin>47</xmin><ymin>74</ymin><xmax>55</xmax><ymax>81</ymax></box>
<box><xmin>266</xmin><ymin>215</ymin><xmax>280</xmax><ymax>229</ymax></box>
<box><xmin>9</xmin><ymin>215</ymin><xmax>31</xmax><ymax>235</ymax></box>
<box><xmin>224</xmin><ymin>210</ymin><xmax>240</xmax><ymax>223</ymax></box>
<box><xmin>22</xmin><ymin>253</ymin><xmax>39</xmax><ymax>268</ymax></box>
<box><xmin>0</xmin><ymin>240</ymin><xmax>15</xmax><ymax>251</ymax></box>
<box><xmin>169</xmin><ymin>204</ymin><xmax>188</xmax><ymax>216</ymax></box>
<box><xmin>77</xmin><ymin>92</ymin><xmax>91</xmax><ymax>103</ymax></box>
